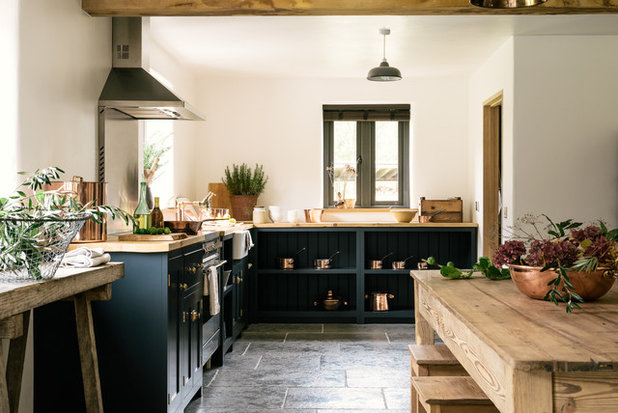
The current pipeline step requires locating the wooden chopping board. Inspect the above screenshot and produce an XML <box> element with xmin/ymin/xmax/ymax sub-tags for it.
<box><xmin>118</xmin><ymin>233</ymin><xmax>188</xmax><ymax>241</ymax></box>
<box><xmin>208</xmin><ymin>183</ymin><xmax>232</xmax><ymax>210</ymax></box>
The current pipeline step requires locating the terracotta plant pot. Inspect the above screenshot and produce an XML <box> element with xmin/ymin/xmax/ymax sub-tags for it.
<box><xmin>508</xmin><ymin>264</ymin><xmax>615</xmax><ymax>301</ymax></box>
<box><xmin>230</xmin><ymin>195</ymin><xmax>258</xmax><ymax>221</ymax></box>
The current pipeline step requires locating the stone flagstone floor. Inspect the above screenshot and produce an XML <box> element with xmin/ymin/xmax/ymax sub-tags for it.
<box><xmin>185</xmin><ymin>323</ymin><xmax>414</xmax><ymax>413</ymax></box>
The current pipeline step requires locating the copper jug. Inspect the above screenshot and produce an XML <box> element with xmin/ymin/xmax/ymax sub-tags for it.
<box><xmin>365</xmin><ymin>292</ymin><xmax>395</xmax><ymax>312</ymax></box>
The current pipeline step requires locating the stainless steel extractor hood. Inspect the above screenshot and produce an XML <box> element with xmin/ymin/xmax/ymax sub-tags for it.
<box><xmin>98</xmin><ymin>17</ymin><xmax>204</xmax><ymax>121</ymax></box>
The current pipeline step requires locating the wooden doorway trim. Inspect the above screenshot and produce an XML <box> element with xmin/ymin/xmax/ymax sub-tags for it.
<box><xmin>482</xmin><ymin>91</ymin><xmax>503</xmax><ymax>258</ymax></box>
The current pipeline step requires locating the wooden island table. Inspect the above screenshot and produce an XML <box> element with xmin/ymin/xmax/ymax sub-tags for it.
<box><xmin>411</xmin><ymin>270</ymin><xmax>618</xmax><ymax>413</ymax></box>
<box><xmin>0</xmin><ymin>263</ymin><xmax>124</xmax><ymax>413</ymax></box>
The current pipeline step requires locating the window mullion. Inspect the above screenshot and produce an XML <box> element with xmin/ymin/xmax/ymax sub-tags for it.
<box><xmin>358</xmin><ymin>122</ymin><xmax>373</xmax><ymax>207</ymax></box>
<box><xmin>323</xmin><ymin>121</ymin><xmax>334</xmax><ymax>208</ymax></box>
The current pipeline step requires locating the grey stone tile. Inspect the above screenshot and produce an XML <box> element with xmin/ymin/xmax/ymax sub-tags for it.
<box><xmin>212</xmin><ymin>368</ymin><xmax>345</xmax><ymax>387</ymax></box>
<box><xmin>285</xmin><ymin>387</ymin><xmax>386</xmax><ymax>409</ymax></box>
<box><xmin>258</xmin><ymin>353</ymin><xmax>322</xmax><ymax>370</ymax></box>
<box><xmin>287</xmin><ymin>332</ymin><xmax>389</xmax><ymax>343</ymax></box>
<box><xmin>346</xmin><ymin>368</ymin><xmax>410</xmax><ymax>388</ymax></box>
<box><xmin>318</xmin><ymin>410</ymin><xmax>407</xmax><ymax>413</ymax></box>
<box><xmin>323</xmin><ymin>323</ymin><xmax>413</xmax><ymax>334</ymax></box>
<box><xmin>385</xmin><ymin>331</ymin><xmax>415</xmax><ymax>343</ymax></box>
<box><xmin>246</xmin><ymin>323</ymin><xmax>324</xmax><ymax>333</ymax></box>
<box><xmin>339</xmin><ymin>342</ymin><xmax>409</xmax><ymax>353</ymax></box>
<box><xmin>187</xmin><ymin>405</ymin><xmax>316</xmax><ymax>413</ymax></box>
<box><xmin>383</xmin><ymin>388</ymin><xmax>411</xmax><ymax>410</ymax></box>
<box><xmin>198</xmin><ymin>386</ymin><xmax>287</xmax><ymax>409</ymax></box>
<box><xmin>321</xmin><ymin>353</ymin><xmax>409</xmax><ymax>370</ymax></box>
<box><xmin>221</xmin><ymin>353</ymin><xmax>261</xmax><ymax>369</ymax></box>
<box><xmin>236</xmin><ymin>331</ymin><xmax>287</xmax><ymax>343</ymax></box>
<box><xmin>245</xmin><ymin>341</ymin><xmax>340</xmax><ymax>355</ymax></box>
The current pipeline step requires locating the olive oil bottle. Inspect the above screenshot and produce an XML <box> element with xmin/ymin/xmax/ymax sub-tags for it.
<box><xmin>151</xmin><ymin>197</ymin><xmax>164</xmax><ymax>228</ymax></box>
<box><xmin>133</xmin><ymin>181</ymin><xmax>151</xmax><ymax>233</ymax></box>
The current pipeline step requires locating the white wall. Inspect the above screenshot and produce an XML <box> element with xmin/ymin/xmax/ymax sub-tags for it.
<box><xmin>513</xmin><ymin>35</ymin><xmax>618</xmax><ymax>227</ymax></box>
<box><xmin>193</xmin><ymin>75</ymin><xmax>472</xmax><ymax>218</ymax></box>
<box><xmin>468</xmin><ymin>38</ymin><xmax>514</xmax><ymax>255</ymax></box>
<box><xmin>0</xmin><ymin>1</ymin><xmax>111</xmax><ymax>412</ymax></box>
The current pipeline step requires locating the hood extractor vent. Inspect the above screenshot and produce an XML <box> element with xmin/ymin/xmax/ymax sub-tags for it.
<box><xmin>98</xmin><ymin>18</ymin><xmax>204</xmax><ymax>121</ymax></box>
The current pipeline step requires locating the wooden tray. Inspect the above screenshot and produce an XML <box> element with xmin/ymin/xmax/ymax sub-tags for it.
<box><xmin>118</xmin><ymin>233</ymin><xmax>188</xmax><ymax>241</ymax></box>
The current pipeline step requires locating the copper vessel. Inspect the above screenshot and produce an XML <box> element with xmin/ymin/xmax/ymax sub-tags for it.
<box><xmin>164</xmin><ymin>220</ymin><xmax>203</xmax><ymax>235</ymax></box>
<box><xmin>277</xmin><ymin>247</ymin><xmax>307</xmax><ymax>269</ymax></box>
<box><xmin>508</xmin><ymin>264</ymin><xmax>615</xmax><ymax>301</ymax></box>
<box><xmin>45</xmin><ymin>176</ymin><xmax>107</xmax><ymax>242</ymax></box>
<box><xmin>367</xmin><ymin>252</ymin><xmax>394</xmax><ymax>270</ymax></box>
<box><xmin>314</xmin><ymin>250</ymin><xmax>339</xmax><ymax>269</ymax></box>
<box><xmin>392</xmin><ymin>255</ymin><xmax>414</xmax><ymax>270</ymax></box>
<box><xmin>365</xmin><ymin>292</ymin><xmax>395</xmax><ymax>311</ymax></box>
<box><xmin>314</xmin><ymin>290</ymin><xmax>348</xmax><ymax>311</ymax></box>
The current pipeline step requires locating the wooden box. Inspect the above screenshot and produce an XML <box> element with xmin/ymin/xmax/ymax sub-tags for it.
<box><xmin>419</xmin><ymin>197</ymin><xmax>463</xmax><ymax>223</ymax></box>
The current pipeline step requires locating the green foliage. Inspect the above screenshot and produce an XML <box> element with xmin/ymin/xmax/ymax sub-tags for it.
<box><xmin>222</xmin><ymin>163</ymin><xmax>268</xmax><ymax>196</ymax></box>
<box><xmin>0</xmin><ymin>167</ymin><xmax>134</xmax><ymax>279</ymax></box>
<box><xmin>143</xmin><ymin>137</ymin><xmax>172</xmax><ymax>181</ymax></box>
<box><xmin>423</xmin><ymin>256</ymin><xmax>509</xmax><ymax>280</ymax></box>
<box><xmin>542</xmin><ymin>214</ymin><xmax>582</xmax><ymax>239</ymax></box>
<box><xmin>543</xmin><ymin>267</ymin><xmax>582</xmax><ymax>313</ymax></box>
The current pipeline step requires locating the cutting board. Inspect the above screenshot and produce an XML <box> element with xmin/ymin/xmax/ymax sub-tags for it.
<box><xmin>208</xmin><ymin>183</ymin><xmax>232</xmax><ymax>210</ymax></box>
<box><xmin>118</xmin><ymin>233</ymin><xmax>188</xmax><ymax>241</ymax></box>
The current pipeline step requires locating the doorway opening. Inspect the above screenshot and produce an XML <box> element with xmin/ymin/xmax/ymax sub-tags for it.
<box><xmin>482</xmin><ymin>91</ymin><xmax>503</xmax><ymax>258</ymax></box>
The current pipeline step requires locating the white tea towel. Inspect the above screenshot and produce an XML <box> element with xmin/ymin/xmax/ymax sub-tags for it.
<box><xmin>244</xmin><ymin>230</ymin><xmax>254</xmax><ymax>256</ymax></box>
<box><xmin>61</xmin><ymin>247</ymin><xmax>111</xmax><ymax>268</ymax></box>
<box><xmin>208</xmin><ymin>266</ymin><xmax>220</xmax><ymax>315</ymax></box>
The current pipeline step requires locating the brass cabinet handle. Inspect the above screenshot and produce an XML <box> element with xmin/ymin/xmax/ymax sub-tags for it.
<box><xmin>182</xmin><ymin>311</ymin><xmax>186</xmax><ymax>323</ymax></box>
<box><xmin>191</xmin><ymin>310</ymin><xmax>200</xmax><ymax>322</ymax></box>
<box><xmin>180</xmin><ymin>283</ymin><xmax>188</xmax><ymax>290</ymax></box>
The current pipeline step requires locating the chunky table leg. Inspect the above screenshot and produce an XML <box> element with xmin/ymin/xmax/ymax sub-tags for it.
<box><xmin>0</xmin><ymin>343</ymin><xmax>10</xmax><ymax>413</ymax></box>
<box><xmin>413</xmin><ymin>280</ymin><xmax>434</xmax><ymax>345</ymax></box>
<box><xmin>7</xmin><ymin>311</ymin><xmax>30</xmax><ymax>412</ymax></box>
<box><xmin>73</xmin><ymin>292</ymin><xmax>104</xmax><ymax>413</ymax></box>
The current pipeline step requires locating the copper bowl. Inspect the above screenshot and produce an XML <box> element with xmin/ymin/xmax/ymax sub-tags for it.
<box><xmin>164</xmin><ymin>220</ymin><xmax>203</xmax><ymax>235</ymax></box>
<box><xmin>508</xmin><ymin>264</ymin><xmax>615</xmax><ymax>301</ymax></box>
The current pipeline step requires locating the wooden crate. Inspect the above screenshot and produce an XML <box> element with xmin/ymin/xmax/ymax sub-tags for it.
<box><xmin>419</xmin><ymin>197</ymin><xmax>463</xmax><ymax>223</ymax></box>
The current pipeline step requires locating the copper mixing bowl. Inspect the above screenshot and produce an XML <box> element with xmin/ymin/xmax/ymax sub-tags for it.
<box><xmin>508</xmin><ymin>264</ymin><xmax>615</xmax><ymax>301</ymax></box>
<box><xmin>164</xmin><ymin>220</ymin><xmax>203</xmax><ymax>235</ymax></box>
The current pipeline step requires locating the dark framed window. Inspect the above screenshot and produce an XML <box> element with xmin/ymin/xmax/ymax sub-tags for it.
<box><xmin>323</xmin><ymin>104</ymin><xmax>410</xmax><ymax>208</ymax></box>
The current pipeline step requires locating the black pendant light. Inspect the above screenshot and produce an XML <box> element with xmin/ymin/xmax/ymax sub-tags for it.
<box><xmin>470</xmin><ymin>0</ymin><xmax>546</xmax><ymax>8</ymax></box>
<box><xmin>367</xmin><ymin>28</ymin><xmax>402</xmax><ymax>82</ymax></box>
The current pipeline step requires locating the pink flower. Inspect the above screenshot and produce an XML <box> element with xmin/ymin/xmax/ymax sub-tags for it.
<box><xmin>493</xmin><ymin>240</ymin><xmax>526</xmax><ymax>267</ymax></box>
<box><xmin>527</xmin><ymin>239</ymin><xmax>579</xmax><ymax>267</ymax></box>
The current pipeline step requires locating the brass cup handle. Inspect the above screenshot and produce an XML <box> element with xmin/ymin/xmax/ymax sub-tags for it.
<box><xmin>191</xmin><ymin>310</ymin><xmax>200</xmax><ymax>322</ymax></box>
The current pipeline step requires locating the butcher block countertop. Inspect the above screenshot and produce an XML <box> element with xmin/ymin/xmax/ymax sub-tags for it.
<box><xmin>68</xmin><ymin>233</ymin><xmax>214</xmax><ymax>253</ymax></box>
<box><xmin>253</xmin><ymin>222</ymin><xmax>478</xmax><ymax>228</ymax></box>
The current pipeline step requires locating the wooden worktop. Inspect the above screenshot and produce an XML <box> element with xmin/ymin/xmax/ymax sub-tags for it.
<box><xmin>68</xmin><ymin>233</ymin><xmax>213</xmax><ymax>253</ymax></box>
<box><xmin>410</xmin><ymin>270</ymin><xmax>618</xmax><ymax>371</ymax></box>
<box><xmin>254</xmin><ymin>222</ymin><xmax>478</xmax><ymax>228</ymax></box>
<box><xmin>0</xmin><ymin>263</ymin><xmax>124</xmax><ymax>320</ymax></box>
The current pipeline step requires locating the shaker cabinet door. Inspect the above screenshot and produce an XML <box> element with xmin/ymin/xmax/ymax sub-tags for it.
<box><xmin>167</xmin><ymin>255</ymin><xmax>183</xmax><ymax>411</ymax></box>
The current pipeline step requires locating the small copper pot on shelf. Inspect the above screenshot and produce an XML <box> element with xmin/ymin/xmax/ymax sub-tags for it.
<box><xmin>365</xmin><ymin>292</ymin><xmax>395</xmax><ymax>312</ymax></box>
<box><xmin>314</xmin><ymin>250</ymin><xmax>339</xmax><ymax>269</ymax></box>
<box><xmin>277</xmin><ymin>247</ymin><xmax>307</xmax><ymax>270</ymax></box>
<box><xmin>314</xmin><ymin>290</ymin><xmax>348</xmax><ymax>311</ymax></box>
<box><xmin>367</xmin><ymin>252</ymin><xmax>394</xmax><ymax>270</ymax></box>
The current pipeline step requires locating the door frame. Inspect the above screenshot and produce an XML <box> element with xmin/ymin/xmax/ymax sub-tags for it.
<box><xmin>482</xmin><ymin>91</ymin><xmax>503</xmax><ymax>258</ymax></box>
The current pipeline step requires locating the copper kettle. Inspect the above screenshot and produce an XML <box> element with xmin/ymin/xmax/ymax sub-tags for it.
<box><xmin>365</xmin><ymin>292</ymin><xmax>395</xmax><ymax>312</ymax></box>
<box><xmin>314</xmin><ymin>290</ymin><xmax>348</xmax><ymax>311</ymax></box>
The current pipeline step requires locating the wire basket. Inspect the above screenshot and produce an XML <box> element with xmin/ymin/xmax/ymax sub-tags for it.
<box><xmin>0</xmin><ymin>213</ymin><xmax>90</xmax><ymax>281</ymax></box>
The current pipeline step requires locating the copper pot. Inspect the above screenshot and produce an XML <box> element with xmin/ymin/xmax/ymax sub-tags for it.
<box><xmin>365</xmin><ymin>292</ymin><xmax>395</xmax><ymax>312</ymax></box>
<box><xmin>314</xmin><ymin>250</ymin><xmax>339</xmax><ymax>269</ymax></box>
<box><xmin>508</xmin><ymin>264</ymin><xmax>615</xmax><ymax>301</ymax></box>
<box><xmin>45</xmin><ymin>176</ymin><xmax>107</xmax><ymax>242</ymax></box>
<box><xmin>314</xmin><ymin>290</ymin><xmax>348</xmax><ymax>311</ymax></box>
<box><xmin>367</xmin><ymin>252</ymin><xmax>394</xmax><ymax>270</ymax></box>
<box><xmin>392</xmin><ymin>255</ymin><xmax>415</xmax><ymax>270</ymax></box>
<box><xmin>277</xmin><ymin>247</ymin><xmax>306</xmax><ymax>269</ymax></box>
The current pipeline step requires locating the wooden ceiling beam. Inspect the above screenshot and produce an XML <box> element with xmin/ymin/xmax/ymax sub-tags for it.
<box><xmin>82</xmin><ymin>0</ymin><xmax>618</xmax><ymax>17</ymax></box>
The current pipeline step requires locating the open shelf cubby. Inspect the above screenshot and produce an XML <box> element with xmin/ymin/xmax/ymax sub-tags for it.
<box><xmin>257</xmin><ymin>272</ymin><xmax>356</xmax><ymax>312</ymax></box>
<box><xmin>257</xmin><ymin>230</ymin><xmax>356</xmax><ymax>270</ymax></box>
<box><xmin>364</xmin><ymin>272</ymin><xmax>414</xmax><ymax>312</ymax></box>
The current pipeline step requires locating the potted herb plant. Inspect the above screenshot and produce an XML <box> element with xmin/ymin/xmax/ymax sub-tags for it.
<box><xmin>0</xmin><ymin>167</ymin><xmax>133</xmax><ymax>281</ymax></box>
<box><xmin>222</xmin><ymin>163</ymin><xmax>268</xmax><ymax>221</ymax></box>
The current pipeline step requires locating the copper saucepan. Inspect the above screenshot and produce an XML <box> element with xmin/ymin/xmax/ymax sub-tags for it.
<box><xmin>314</xmin><ymin>251</ymin><xmax>340</xmax><ymax>269</ymax></box>
<box><xmin>392</xmin><ymin>255</ymin><xmax>415</xmax><ymax>270</ymax></box>
<box><xmin>365</xmin><ymin>292</ymin><xmax>395</xmax><ymax>312</ymax></box>
<box><xmin>277</xmin><ymin>247</ymin><xmax>307</xmax><ymax>270</ymax></box>
<box><xmin>367</xmin><ymin>252</ymin><xmax>394</xmax><ymax>270</ymax></box>
<box><xmin>419</xmin><ymin>208</ymin><xmax>446</xmax><ymax>223</ymax></box>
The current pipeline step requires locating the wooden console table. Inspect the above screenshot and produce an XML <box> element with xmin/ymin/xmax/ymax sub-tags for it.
<box><xmin>0</xmin><ymin>263</ymin><xmax>124</xmax><ymax>413</ymax></box>
<box><xmin>411</xmin><ymin>270</ymin><xmax>618</xmax><ymax>413</ymax></box>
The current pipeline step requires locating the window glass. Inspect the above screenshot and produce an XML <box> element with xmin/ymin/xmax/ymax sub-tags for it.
<box><xmin>144</xmin><ymin>121</ymin><xmax>174</xmax><ymax>208</ymax></box>
<box><xmin>374</xmin><ymin>121</ymin><xmax>399</xmax><ymax>202</ymax></box>
<box><xmin>332</xmin><ymin>121</ymin><xmax>357</xmax><ymax>202</ymax></box>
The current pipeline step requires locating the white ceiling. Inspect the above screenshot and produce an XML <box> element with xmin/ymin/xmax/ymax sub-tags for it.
<box><xmin>149</xmin><ymin>15</ymin><xmax>618</xmax><ymax>78</ymax></box>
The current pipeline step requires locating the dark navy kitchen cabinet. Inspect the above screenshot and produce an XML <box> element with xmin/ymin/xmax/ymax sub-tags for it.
<box><xmin>34</xmin><ymin>243</ymin><xmax>205</xmax><ymax>413</ymax></box>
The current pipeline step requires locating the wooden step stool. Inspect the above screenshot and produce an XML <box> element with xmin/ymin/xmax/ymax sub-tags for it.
<box><xmin>412</xmin><ymin>376</ymin><xmax>499</xmax><ymax>413</ymax></box>
<box><xmin>409</xmin><ymin>345</ymin><xmax>468</xmax><ymax>413</ymax></box>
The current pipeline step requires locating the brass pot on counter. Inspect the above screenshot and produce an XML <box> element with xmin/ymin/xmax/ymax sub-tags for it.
<box><xmin>44</xmin><ymin>176</ymin><xmax>107</xmax><ymax>242</ymax></box>
<box><xmin>365</xmin><ymin>292</ymin><xmax>395</xmax><ymax>312</ymax></box>
<box><xmin>314</xmin><ymin>290</ymin><xmax>348</xmax><ymax>311</ymax></box>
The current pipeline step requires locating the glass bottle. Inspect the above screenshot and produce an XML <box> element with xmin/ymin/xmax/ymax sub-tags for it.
<box><xmin>133</xmin><ymin>181</ymin><xmax>151</xmax><ymax>233</ymax></box>
<box><xmin>151</xmin><ymin>196</ymin><xmax>164</xmax><ymax>229</ymax></box>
